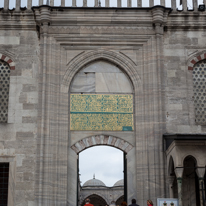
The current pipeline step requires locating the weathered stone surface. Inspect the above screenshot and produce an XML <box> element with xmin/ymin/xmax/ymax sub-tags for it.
<box><xmin>0</xmin><ymin>2</ymin><xmax>205</xmax><ymax>206</ymax></box>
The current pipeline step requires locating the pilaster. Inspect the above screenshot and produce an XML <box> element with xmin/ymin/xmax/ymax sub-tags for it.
<box><xmin>175</xmin><ymin>168</ymin><xmax>184</xmax><ymax>206</ymax></box>
<box><xmin>196</xmin><ymin>168</ymin><xmax>206</xmax><ymax>206</ymax></box>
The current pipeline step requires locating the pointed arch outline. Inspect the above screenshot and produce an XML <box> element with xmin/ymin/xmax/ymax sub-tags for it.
<box><xmin>71</xmin><ymin>135</ymin><xmax>133</xmax><ymax>154</ymax></box>
<box><xmin>80</xmin><ymin>193</ymin><xmax>108</xmax><ymax>206</ymax></box>
<box><xmin>182</xmin><ymin>154</ymin><xmax>198</xmax><ymax>167</ymax></box>
<box><xmin>115</xmin><ymin>194</ymin><xmax>124</xmax><ymax>202</ymax></box>
<box><xmin>60</xmin><ymin>50</ymin><xmax>142</xmax><ymax>94</ymax></box>
<box><xmin>168</xmin><ymin>155</ymin><xmax>175</xmax><ymax>176</ymax></box>
<box><xmin>0</xmin><ymin>53</ymin><xmax>15</xmax><ymax>70</ymax></box>
<box><xmin>187</xmin><ymin>50</ymin><xmax>206</xmax><ymax>70</ymax></box>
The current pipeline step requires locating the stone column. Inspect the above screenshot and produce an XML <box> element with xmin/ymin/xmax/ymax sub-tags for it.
<box><xmin>127</xmin><ymin>0</ymin><xmax>131</xmax><ymax>7</ymax></box>
<box><xmin>105</xmin><ymin>0</ymin><xmax>109</xmax><ymax>7</ymax></box>
<box><xmin>72</xmin><ymin>0</ymin><xmax>76</xmax><ymax>7</ymax></box>
<box><xmin>168</xmin><ymin>176</ymin><xmax>175</xmax><ymax>198</ymax></box>
<box><xmin>171</xmin><ymin>0</ymin><xmax>176</xmax><ymax>11</ymax></box>
<box><xmin>160</xmin><ymin>0</ymin><xmax>165</xmax><ymax>6</ymax></box>
<box><xmin>95</xmin><ymin>0</ymin><xmax>98</xmax><ymax>7</ymax></box>
<box><xmin>16</xmin><ymin>0</ymin><xmax>21</xmax><ymax>11</ymax></box>
<box><xmin>50</xmin><ymin>0</ymin><xmax>54</xmax><ymax>6</ymax></box>
<box><xmin>83</xmin><ymin>0</ymin><xmax>87</xmax><ymax>7</ymax></box>
<box><xmin>39</xmin><ymin>0</ymin><xmax>43</xmax><ymax>5</ymax></box>
<box><xmin>4</xmin><ymin>0</ymin><xmax>9</xmax><ymax>10</ymax></box>
<box><xmin>38</xmin><ymin>6</ymin><xmax>51</xmax><ymax>205</ymax></box>
<box><xmin>196</xmin><ymin>168</ymin><xmax>206</xmax><ymax>206</ymax></box>
<box><xmin>61</xmin><ymin>0</ymin><xmax>65</xmax><ymax>6</ymax></box>
<box><xmin>27</xmin><ymin>0</ymin><xmax>32</xmax><ymax>9</ymax></box>
<box><xmin>193</xmin><ymin>0</ymin><xmax>198</xmax><ymax>11</ymax></box>
<box><xmin>117</xmin><ymin>0</ymin><xmax>121</xmax><ymax>7</ymax></box>
<box><xmin>182</xmin><ymin>0</ymin><xmax>187</xmax><ymax>11</ymax></box>
<box><xmin>175</xmin><ymin>168</ymin><xmax>184</xmax><ymax>206</ymax></box>
<box><xmin>149</xmin><ymin>0</ymin><xmax>154</xmax><ymax>7</ymax></box>
<box><xmin>138</xmin><ymin>0</ymin><xmax>142</xmax><ymax>7</ymax></box>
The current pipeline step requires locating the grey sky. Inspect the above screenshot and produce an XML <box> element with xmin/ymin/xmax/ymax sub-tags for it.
<box><xmin>0</xmin><ymin>0</ymin><xmax>204</xmax><ymax>9</ymax></box>
<box><xmin>79</xmin><ymin>146</ymin><xmax>123</xmax><ymax>187</ymax></box>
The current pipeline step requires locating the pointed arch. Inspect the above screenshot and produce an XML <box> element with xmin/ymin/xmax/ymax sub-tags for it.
<box><xmin>168</xmin><ymin>155</ymin><xmax>175</xmax><ymax>176</ymax></box>
<box><xmin>116</xmin><ymin>195</ymin><xmax>124</xmax><ymax>205</ymax></box>
<box><xmin>0</xmin><ymin>54</ymin><xmax>15</xmax><ymax>70</ymax></box>
<box><xmin>187</xmin><ymin>50</ymin><xmax>206</xmax><ymax>70</ymax></box>
<box><xmin>71</xmin><ymin>135</ymin><xmax>133</xmax><ymax>154</ymax></box>
<box><xmin>81</xmin><ymin>194</ymin><xmax>107</xmax><ymax>206</ymax></box>
<box><xmin>60</xmin><ymin>50</ymin><xmax>141</xmax><ymax>94</ymax></box>
<box><xmin>183</xmin><ymin>155</ymin><xmax>197</xmax><ymax>166</ymax></box>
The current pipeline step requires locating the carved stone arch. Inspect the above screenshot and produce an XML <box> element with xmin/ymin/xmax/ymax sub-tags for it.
<box><xmin>81</xmin><ymin>193</ymin><xmax>108</xmax><ymax>206</ymax></box>
<box><xmin>71</xmin><ymin>135</ymin><xmax>133</xmax><ymax>154</ymax></box>
<box><xmin>60</xmin><ymin>50</ymin><xmax>141</xmax><ymax>94</ymax></box>
<box><xmin>0</xmin><ymin>53</ymin><xmax>15</xmax><ymax>70</ymax></box>
<box><xmin>116</xmin><ymin>195</ymin><xmax>124</xmax><ymax>205</ymax></box>
<box><xmin>182</xmin><ymin>154</ymin><xmax>198</xmax><ymax>167</ymax></box>
<box><xmin>187</xmin><ymin>50</ymin><xmax>206</xmax><ymax>70</ymax></box>
<box><xmin>168</xmin><ymin>155</ymin><xmax>175</xmax><ymax>176</ymax></box>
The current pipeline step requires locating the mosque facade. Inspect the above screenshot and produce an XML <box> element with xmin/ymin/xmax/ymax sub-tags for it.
<box><xmin>79</xmin><ymin>178</ymin><xmax>124</xmax><ymax>206</ymax></box>
<box><xmin>0</xmin><ymin>0</ymin><xmax>206</xmax><ymax>206</ymax></box>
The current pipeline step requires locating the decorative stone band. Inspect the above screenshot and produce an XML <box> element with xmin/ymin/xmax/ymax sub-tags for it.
<box><xmin>71</xmin><ymin>135</ymin><xmax>133</xmax><ymax>154</ymax></box>
<box><xmin>0</xmin><ymin>54</ymin><xmax>15</xmax><ymax>70</ymax></box>
<box><xmin>188</xmin><ymin>52</ymin><xmax>206</xmax><ymax>70</ymax></box>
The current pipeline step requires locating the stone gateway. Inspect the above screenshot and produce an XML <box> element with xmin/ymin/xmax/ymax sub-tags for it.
<box><xmin>0</xmin><ymin>0</ymin><xmax>206</xmax><ymax>206</ymax></box>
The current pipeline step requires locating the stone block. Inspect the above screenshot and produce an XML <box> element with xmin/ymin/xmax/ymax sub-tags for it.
<box><xmin>22</xmin><ymin>85</ymin><xmax>37</xmax><ymax>92</ymax></box>
<box><xmin>0</xmin><ymin>36</ymin><xmax>20</xmax><ymax>45</ymax></box>
<box><xmin>22</xmin><ymin>117</ymin><xmax>37</xmax><ymax>124</ymax></box>
<box><xmin>23</xmin><ymin>103</ymin><xmax>37</xmax><ymax>110</ymax></box>
<box><xmin>16</xmin><ymin>132</ymin><xmax>34</xmax><ymax>140</ymax></box>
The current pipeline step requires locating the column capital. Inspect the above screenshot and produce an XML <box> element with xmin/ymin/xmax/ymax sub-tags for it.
<box><xmin>196</xmin><ymin>167</ymin><xmax>206</xmax><ymax>179</ymax></box>
<box><xmin>175</xmin><ymin>168</ymin><xmax>184</xmax><ymax>179</ymax></box>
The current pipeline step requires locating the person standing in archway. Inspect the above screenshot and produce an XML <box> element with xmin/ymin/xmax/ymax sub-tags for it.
<box><xmin>129</xmin><ymin>199</ymin><xmax>139</xmax><ymax>206</ymax></box>
<box><xmin>84</xmin><ymin>198</ymin><xmax>94</xmax><ymax>206</ymax></box>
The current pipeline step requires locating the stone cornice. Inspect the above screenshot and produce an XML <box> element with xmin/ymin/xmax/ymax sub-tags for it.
<box><xmin>0</xmin><ymin>10</ymin><xmax>37</xmax><ymax>30</ymax></box>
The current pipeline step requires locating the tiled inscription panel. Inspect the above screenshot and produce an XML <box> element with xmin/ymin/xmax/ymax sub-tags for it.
<box><xmin>70</xmin><ymin>94</ymin><xmax>133</xmax><ymax>131</ymax></box>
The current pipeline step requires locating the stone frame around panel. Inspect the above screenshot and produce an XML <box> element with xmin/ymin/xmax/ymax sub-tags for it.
<box><xmin>63</xmin><ymin>50</ymin><xmax>139</xmax><ymax>205</ymax></box>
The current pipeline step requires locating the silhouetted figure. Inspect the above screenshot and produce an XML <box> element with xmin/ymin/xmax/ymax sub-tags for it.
<box><xmin>129</xmin><ymin>199</ymin><xmax>139</xmax><ymax>206</ymax></box>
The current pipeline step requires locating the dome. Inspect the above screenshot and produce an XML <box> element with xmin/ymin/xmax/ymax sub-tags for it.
<box><xmin>113</xmin><ymin>179</ymin><xmax>124</xmax><ymax>187</ymax></box>
<box><xmin>83</xmin><ymin>177</ymin><xmax>106</xmax><ymax>187</ymax></box>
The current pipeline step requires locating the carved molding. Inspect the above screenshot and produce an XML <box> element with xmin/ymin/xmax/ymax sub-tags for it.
<box><xmin>61</xmin><ymin>50</ymin><xmax>141</xmax><ymax>94</ymax></box>
<box><xmin>187</xmin><ymin>50</ymin><xmax>206</xmax><ymax>70</ymax></box>
<box><xmin>0</xmin><ymin>53</ymin><xmax>16</xmax><ymax>70</ymax></box>
<box><xmin>48</xmin><ymin>26</ymin><xmax>154</xmax><ymax>35</ymax></box>
<box><xmin>71</xmin><ymin>135</ymin><xmax>133</xmax><ymax>154</ymax></box>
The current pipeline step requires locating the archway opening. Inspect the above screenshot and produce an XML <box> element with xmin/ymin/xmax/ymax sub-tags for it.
<box><xmin>68</xmin><ymin>58</ymin><xmax>136</xmax><ymax>205</ymax></box>
<box><xmin>183</xmin><ymin>156</ymin><xmax>200</xmax><ymax>206</ymax></box>
<box><xmin>168</xmin><ymin>156</ymin><xmax>178</xmax><ymax>198</ymax></box>
<box><xmin>116</xmin><ymin>195</ymin><xmax>124</xmax><ymax>205</ymax></box>
<box><xmin>81</xmin><ymin>194</ymin><xmax>107</xmax><ymax>206</ymax></box>
<box><xmin>78</xmin><ymin>146</ymin><xmax>125</xmax><ymax>206</ymax></box>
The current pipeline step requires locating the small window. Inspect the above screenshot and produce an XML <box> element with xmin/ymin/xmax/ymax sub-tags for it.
<box><xmin>0</xmin><ymin>60</ymin><xmax>10</xmax><ymax>123</ymax></box>
<box><xmin>193</xmin><ymin>60</ymin><xmax>206</xmax><ymax>125</ymax></box>
<box><xmin>0</xmin><ymin>163</ymin><xmax>9</xmax><ymax>206</ymax></box>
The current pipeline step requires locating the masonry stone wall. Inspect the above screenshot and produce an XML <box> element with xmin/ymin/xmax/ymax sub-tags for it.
<box><xmin>0</xmin><ymin>3</ymin><xmax>206</xmax><ymax>206</ymax></box>
<box><xmin>0</xmin><ymin>24</ymin><xmax>39</xmax><ymax>205</ymax></box>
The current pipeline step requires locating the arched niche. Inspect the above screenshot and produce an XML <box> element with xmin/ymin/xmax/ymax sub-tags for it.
<box><xmin>116</xmin><ymin>195</ymin><xmax>124</xmax><ymax>205</ymax></box>
<box><xmin>81</xmin><ymin>194</ymin><xmax>107</xmax><ymax>206</ymax></box>
<box><xmin>182</xmin><ymin>156</ymin><xmax>200</xmax><ymax>206</ymax></box>
<box><xmin>66</xmin><ymin>51</ymin><xmax>138</xmax><ymax>205</ymax></box>
<box><xmin>70</xmin><ymin>60</ymin><xmax>133</xmax><ymax>94</ymax></box>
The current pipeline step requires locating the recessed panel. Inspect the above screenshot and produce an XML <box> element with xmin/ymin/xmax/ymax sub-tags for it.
<box><xmin>70</xmin><ymin>94</ymin><xmax>133</xmax><ymax>131</ymax></box>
